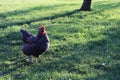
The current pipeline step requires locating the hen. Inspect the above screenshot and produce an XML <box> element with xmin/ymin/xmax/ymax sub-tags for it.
<box><xmin>20</xmin><ymin>26</ymin><xmax>50</xmax><ymax>63</ymax></box>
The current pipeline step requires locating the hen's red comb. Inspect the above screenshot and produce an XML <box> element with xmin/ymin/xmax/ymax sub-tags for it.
<box><xmin>41</xmin><ymin>26</ymin><xmax>46</xmax><ymax>30</ymax></box>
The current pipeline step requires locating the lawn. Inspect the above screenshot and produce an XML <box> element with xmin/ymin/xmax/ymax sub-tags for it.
<box><xmin>0</xmin><ymin>0</ymin><xmax>120</xmax><ymax>80</ymax></box>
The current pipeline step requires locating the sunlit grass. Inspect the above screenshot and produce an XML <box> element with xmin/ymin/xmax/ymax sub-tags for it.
<box><xmin>0</xmin><ymin>0</ymin><xmax>120</xmax><ymax>80</ymax></box>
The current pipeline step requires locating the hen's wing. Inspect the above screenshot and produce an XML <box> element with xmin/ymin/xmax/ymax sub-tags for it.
<box><xmin>22</xmin><ymin>43</ymin><xmax>36</xmax><ymax>56</ymax></box>
<box><xmin>20</xmin><ymin>29</ymin><xmax>34</xmax><ymax>43</ymax></box>
<box><xmin>36</xmin><ymin>34</ymin><xmax>50</xmax><ymax>52</ymax></box>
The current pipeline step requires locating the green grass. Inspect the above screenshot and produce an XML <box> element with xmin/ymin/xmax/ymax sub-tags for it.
<box><xmin>0</xmin><ymin>0</ymin><xmax>120</xmax><ymax>80</ymax></box>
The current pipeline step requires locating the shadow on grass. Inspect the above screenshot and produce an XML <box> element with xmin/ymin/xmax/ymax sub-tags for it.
<box><xmin>0</xmin><ymin>29</ymin><xmax>85</xmax><ymax>77</ymax></box>
<box><xmin>93</xmin><ymin>2</ymin><xmax>120</xmax><ymax>12</ymax></box>
<box><xmin>0</xmin><ymin>3</ymin><xmax>78</xmax><ymax>28</ymax></box>
<box><xmin>85</xmin><ymin>64</ymin><xmax>120</xmax><ymax>80</ymax></box>
<box><xmin>0</xmin><ymin>9</ymin><xmax>80</xmax><ymax>28</ymax></box>
<box><xmin>0</xmin><ymin>30</ymin><xmax>35</xmax><ymax>76</ymax></box>
<box><xmin>0</xmin><ymin>2</ymin><xmax>120</xmax><ymax>28</ymax></box>
<box><xmin>0</xmin><ymin>26</ymin><xmax>120</xmax><ymax>79</ymax></box>
<box><xmin>14</xmin><ymin>26</ymin><xmax>120</xmax><ymax>79</ymax></box>
<box><xmin>0</xmin><ymin>31</ymin><xmax>22</xmax><ymax>61</ymax></box>
<box><xmin>83</xmin><ymin>25</ymin><xmax>120</xmax><ymax>80</ymax></box>
<box><xmin>0</xmin><ymin>26</ymin><xmax>116</xmax><ymax>79</ymax></box>
<box><xmin>0</xmin><ymin>59</ymin><xmax>29</xmax><ymax>76</ymax></box>
<box><xmin>0</xmin><ymin>20</ymin><xmax>120</xmax><ymax>79</ymax></box>
<box><xmin>0</xmin><ymin>4</ymin><xmax>67</xmax><ymax>17</ymax></box>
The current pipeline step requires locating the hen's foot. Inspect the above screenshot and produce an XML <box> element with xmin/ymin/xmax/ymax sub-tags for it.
<box><xmin>35</xmin><ymin>58</ymin><xmax>39</xmax><ymax>64</ymax></box>
<box><xmin>26</xmin><ymin>56</ymin><xmax>32</xmax><ymax>63</ymax></box>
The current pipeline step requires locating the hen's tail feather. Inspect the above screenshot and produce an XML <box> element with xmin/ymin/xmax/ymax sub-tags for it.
<box><xmin>20</xmin><ymin>29</ymin><xmax>33</xmax><ymax>43</ymax></box>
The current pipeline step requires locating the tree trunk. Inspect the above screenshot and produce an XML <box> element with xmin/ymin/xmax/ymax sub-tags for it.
<box><xmin>80</xmin><ymin>0</ymin><xmax>92</xmax><ymax>11</ymax></box>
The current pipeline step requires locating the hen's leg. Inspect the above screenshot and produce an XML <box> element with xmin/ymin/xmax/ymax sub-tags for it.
<box><xmin>35</xmin><ymin>57</ymin><xmax>39</xmax><ymax>64</ymax></box>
